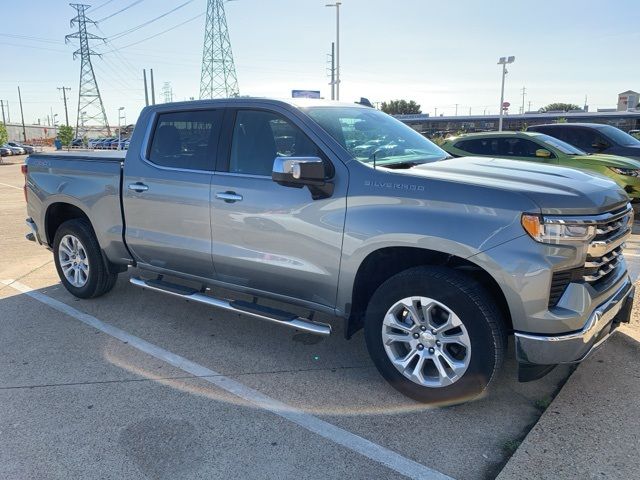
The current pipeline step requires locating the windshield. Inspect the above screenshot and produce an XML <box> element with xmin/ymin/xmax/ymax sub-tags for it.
<box><xmin>537</xmin><ymin>134</ymin><xmax>586</xmax><ymax>155</ymax></box>
<box><xmin>305</xmin><ymin>106</ymin><xmax>448</xmax><ymax>166</ymax></box>
<box><xmin>599</xmin><ymin>125</ymin><xmax>640</xmax><ymax>147</ymax></box>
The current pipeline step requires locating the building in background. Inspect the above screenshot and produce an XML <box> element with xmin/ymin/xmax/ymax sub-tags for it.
<box><xmin>398</xmin><ymin>110</ymin><xmax>640</xmax><ymax>137</ymax></box>
<box><xmin>617</xmin><ymin>90</ymin><xmax>639</xmax><ymax>111</ymax></box>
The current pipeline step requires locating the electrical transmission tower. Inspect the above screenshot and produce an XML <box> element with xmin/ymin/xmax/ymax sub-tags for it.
<box><xmin>163</xmin><ymin>82</ymin><xmax>173</xmax><ymax>103</ymax></box>
<box><xmin>66</xmin><ymin>3</ymin><xmax>110</xmax><ymax>138</ymax></box>
<box><xmin>199</xmin><ymin>0</ymin><xmax>239</xmax><ymax>99</ymax></box>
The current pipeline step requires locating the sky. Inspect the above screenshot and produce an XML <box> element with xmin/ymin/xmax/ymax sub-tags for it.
<box><xmin>1</xmin><ymin>0</ymin><xmax>639</xmax><ymax>129</ymax></box>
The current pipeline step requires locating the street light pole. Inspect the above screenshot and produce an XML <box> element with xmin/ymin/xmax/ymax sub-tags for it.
<box><xmin>497</xmin><ymin>56</ymin><xmax>515</xmax><ymax>131</ymax></box>
<box><xmin>325</xmin><ymin>2</ymin><xmax>342</xmax><ymax>101</ymax></box>
<box><xmin>117</xmin><ymin>107</ymin><xmax>125</xmax><ymax>150</ymax></box>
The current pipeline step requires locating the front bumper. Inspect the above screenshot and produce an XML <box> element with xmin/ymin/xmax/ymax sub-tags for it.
<box><xmin>515</xmin><ymin>277</ymin><xmax>634</xmax><ymax>365</ymax></box>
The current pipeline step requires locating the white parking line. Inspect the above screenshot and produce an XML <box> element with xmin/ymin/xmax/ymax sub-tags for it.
<box><xmin>1</xmin><ymin>279</ymin><xmax>453</xmax><ymax>480</ymax></box>
<box><xmin>0</xmin><ymin>182</ymin><xmax>21</xmax><ymax>190</ymax></box>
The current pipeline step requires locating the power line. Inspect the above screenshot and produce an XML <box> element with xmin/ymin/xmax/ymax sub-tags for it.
<box><xmin>108</xmin><ymin>0</ymin><xmax>196</xmax><ymax>41</ymax></box>
<box><xmin>96</xmin><ymin>0</ymin><xmax>145</xmax><ymax>23</ymax></box>
<box><xmin>88</xmin><ymin>0</ymin><xmax>118</xmax><ymax>13</ymax></box>
<box><xmin>100</xmin><ymin>12</ymin><xmax>205</xmax><ymax>52</ymax></box>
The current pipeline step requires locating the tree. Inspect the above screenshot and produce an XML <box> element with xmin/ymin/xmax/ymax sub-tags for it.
<box><xmin>58</xmin><ymin>125</ymin><xmax>74</xmax><ymax>147</ymax></box>
<box><xmin>540</xmin><ymin>103</ymin><xmax>581</xmax><ymax>112</ymax></box>
<box><xmin>380</xmin><ymin>100</ymin><xmax>422</xmax><ymax>115</ymax></box>
<box><xmin>0</xmin><ymin>123</ymin><xmax>7</xmax><ymax>146</ymax></box>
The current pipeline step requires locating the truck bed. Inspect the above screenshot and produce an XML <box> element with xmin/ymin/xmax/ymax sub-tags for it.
<box><xmin>26</xmin><ymin>151</ymin><xmax>131</xmax><ymax>264</ymax></box>
<box><xmin>29</xmin><ymin>150</ymin><xmax>126</xmax><ymax>162</ymax></box>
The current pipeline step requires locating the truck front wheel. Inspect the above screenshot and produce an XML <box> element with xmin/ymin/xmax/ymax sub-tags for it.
<box><xmin>53</xmin><ymin>219</ymin><xmax>118</xmax><ymax>299</ymax></box>
<box><xmin>364</xmin><ymin>266</ymin><xmax>506</xmax><ymax>404</ymax></box>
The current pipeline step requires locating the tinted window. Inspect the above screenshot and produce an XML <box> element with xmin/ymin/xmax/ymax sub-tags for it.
<box><xmin>556</xmin><ymin>128</ymin><xmax>602</xmax><ymax>150</ymax></box>
<box><xmin>457</xmin><ymin>137</ymin><xmax>547</xmax><ymax>158</ymax></box>
<box><xmin>229</xmin><ymin>110</ymin><xmax>322</xmax><ymax>176</ymax></box>
<box><xmin>149</xmin><ymin>110</ymin><xmax>222</xmax><ymax>170</ymax></box>
<box><xmin>455</xmin><ymin>138</ymin><xmax>494</xmax><ymax>155</ymax></box>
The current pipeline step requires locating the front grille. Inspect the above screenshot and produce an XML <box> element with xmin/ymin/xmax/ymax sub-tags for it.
<box><xmin>583</xmin><ymin>204</ymin><xmax>632</xmax><ymax>289</ymax></box>
<box><xmin>548</xmin><ymin>204</ymin><xmax>632</xmax><ymax>307</ymax></box>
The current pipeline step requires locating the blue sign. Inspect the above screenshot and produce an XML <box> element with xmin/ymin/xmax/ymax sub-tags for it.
<box><xmin>292</xmin><ymin>90</ymin><xmax>321</xmax><ymax>99</ymax></box>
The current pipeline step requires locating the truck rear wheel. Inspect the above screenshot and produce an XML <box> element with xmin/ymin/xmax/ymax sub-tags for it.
<box><xmin>53</xmin><ymin>219</ymin><xmax>118</xmax><ymax>299</ymax></box>
<box><xmin>364</xmin><ymin>266</ymin><xmax>506</xmax><ymax>404</ymax></box>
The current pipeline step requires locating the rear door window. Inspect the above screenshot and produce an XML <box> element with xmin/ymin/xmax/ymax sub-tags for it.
<box><xmin>148</xmin><ymin>110</ymin><xmax>223</xmax><ymax>171</ymax></box>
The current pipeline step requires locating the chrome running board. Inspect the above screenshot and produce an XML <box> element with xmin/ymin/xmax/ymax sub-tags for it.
<box><xmin>129</xmin><ymin>277</ymin><xmax>332</xmax><ymax>336</ymax></box>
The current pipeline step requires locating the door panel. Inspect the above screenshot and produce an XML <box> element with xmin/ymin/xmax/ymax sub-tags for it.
<box><xmin>123</xmin><ymin>109</ymin><xmax>222</xmax><ymax>279</ymax></box>
<box><xmin>211</xmin><ymin>175</ymin><xmax>346</xmax><ymax>306</ymax></box>
<box><xmin>210</xmin><ymin>109</ymin><xmax>347</xmax><ymax>308</ymax></box>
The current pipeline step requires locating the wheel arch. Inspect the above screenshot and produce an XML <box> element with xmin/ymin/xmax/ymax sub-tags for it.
<box><xmin>45</xmin><ymin>201</ymin><xmax>93</xmax><ymax>246</ymax></box>
<box><xmin>344</xmin><ymin>246</ymin><xmax>512</xmax><ymax>339</ymax></box>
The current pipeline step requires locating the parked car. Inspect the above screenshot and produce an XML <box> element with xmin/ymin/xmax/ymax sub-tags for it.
<box><xmin>71</xmin><ymin>138</ymin><xmax>85</xmax><ymax>147</ymax></box>
<box><xmin>1</xmin><ymin>146</ymin><xmax>12</xmax><ymax>156</ymax></box>
<box><xmin>527</xmin><ymin>123</ymin><xmax>640</xmax><ymax>160</ymax></box>
<box><xmin>2</xmin><ymin>143</ymin><xmax>25</xmax><ymax>155</ymax></box>
<box><xmin>23</xmin><ymin>99</ymin><xmax>634</xmax><ymax>404</ymax></box>
<box><xmin>7</xmin><ymin>142</ymin><xmax>35</xmax><ymax>154</ymax></box>
<box><xmin>3</xmin><ymin>143</ymin><xmax>25</xmax><ymax>155</ymax></box>
<box><xmin>441</xmin><ymin>131</ymin><xmax>640</xmax><ymax>200</ymax></box>
<box><xmin>87</xmin><ymin>138</ymin><xmax>101</xmax><ymax>149</ymax></box>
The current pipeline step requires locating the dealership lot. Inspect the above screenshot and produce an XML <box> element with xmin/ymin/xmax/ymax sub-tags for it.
<box><xmin>1</xmin><ymin>156</ymin><xmax>639</xmax><ymax>480</ymax></box>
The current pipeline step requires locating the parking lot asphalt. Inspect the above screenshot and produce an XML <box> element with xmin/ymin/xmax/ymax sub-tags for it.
<box><xmin>1</xmin><ymin>154</ymin><xmax>639</xmax><ymax>480</ymax></box>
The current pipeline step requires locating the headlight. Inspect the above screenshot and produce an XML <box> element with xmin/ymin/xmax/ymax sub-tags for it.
<box><xmin>608</xmin><ymin>167</ymin><xmax>640</xmax><ymax>176</ymax></box>
<box><xmin>521</xmin><ymin>214</ymin><xmax>597</xmax><ymax>244</ymax></box>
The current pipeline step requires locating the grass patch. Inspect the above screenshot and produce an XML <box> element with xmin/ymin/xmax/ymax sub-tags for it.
<box><xmin>534</xmin><ymin>397</ymin><xmax>552</xmax><ymax>411</ymax></box>
<box><xmin>502</xmin><ymin>439</ymin><xmax>522</xmax><ymax>455</ymax></box>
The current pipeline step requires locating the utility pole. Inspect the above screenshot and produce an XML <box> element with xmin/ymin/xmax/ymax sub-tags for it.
<box><xmin>325</xmin><ymin>2</ymin><xmax>342</xmax><ymax>101</ymax></box>
<box><xmin>17</xmin><ymin>86</ymin><xmax>27</xmax><ymax>142</ymax></box>
<box><xmin>327</xmin><ymin>42</ymin><xmax>336</xmax><ymax>101</ymax></box>
<box><xmin>528</xmin><ymin>101</ymin><xmax>532</xmax><ymax>112</ymax></box>
<box><xmin>0</xmin><ymin>100</ymin><xmax>5</xmax><ymax>125</ymax></box>
<box><xmin>66</xmin><ymin>4</ymin><xmax>110</xmax><ymax>138</ymax></box>
<box><xmin>57</xmin><ymin>87</ymin><xmax>71</xmax><ymax>125</ymax></box>
<box><xmin>434</xmin><ymin>107</ymin><xmax>438</xmax><ymax>117</ymax></box>
<box><xmin>199</xmin><ymin>0</ymin><xmax>240</xmax><ymax>98</ymax></box>
<box><xmin>469</xmin><ymin>107</ymin><xmax>472</xmax><ymax>116</ymax></box>
<box><xmin>150</xmin><ymin>68</ymin><xmax>156</xmax><ymax>105</ymax></box>
<box><xmin>455</xmin><ymin>104</ymin><xmax>459</xmax><ymax>116</ymax></box>
<box><xmin>520</xmin><ymin>86</ymin><xmax>526</xmax><ymax>114</ymax></box>
<box><xmin>143</xmin><ymin>69</ymin><xmax>149</xmax><ymax>106</ymax></box>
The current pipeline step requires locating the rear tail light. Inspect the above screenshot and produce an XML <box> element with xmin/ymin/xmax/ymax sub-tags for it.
<box><xmin>21</xmin><ymin>164</ymin><xmax>28</xmax><ymax>202</ymax></box>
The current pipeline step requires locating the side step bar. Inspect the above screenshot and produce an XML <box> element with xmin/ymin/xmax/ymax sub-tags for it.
<box><xmin>129</xmin><ymin>277</ymin><xmax>332</xmax><ymax>336</ymax></box>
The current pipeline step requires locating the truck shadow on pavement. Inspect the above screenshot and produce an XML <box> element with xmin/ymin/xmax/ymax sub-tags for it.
<box><xmin>0</xmin><ymin>275</ymin><xmax>590</xmax><ymax>480</ymax></box>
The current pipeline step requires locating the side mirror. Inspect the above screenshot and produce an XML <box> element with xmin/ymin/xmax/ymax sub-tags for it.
<box><xmin>535</xmin><ymin>149</ymin><xmax>552</xmax><ymax>158</ymax></box>
<box><xmin>272</xmin><ymin>156</ymin><xmax>334</xmax><ymax>199</ymax></box>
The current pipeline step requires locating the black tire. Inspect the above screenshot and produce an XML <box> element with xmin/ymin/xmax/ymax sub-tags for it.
<box><xmin>364</xmin><ymin>266</ymin><xmax>506</xmax><ymax>404</ymax></box>
<box><xmin>53</xmin><ymin>218</ymin><xmax>118</xmax><ymax>299</ymax></box>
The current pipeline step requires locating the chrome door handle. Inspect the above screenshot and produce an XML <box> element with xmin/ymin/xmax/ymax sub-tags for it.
<box><xmin>215</xmin><ymin>191</ymin><xmax>243</xmax><ymax>203</ymax></box>
<box><xmin>128</xmin><ymin>182</ymin><xmax>149</xmax><ymax>192</ymax></box>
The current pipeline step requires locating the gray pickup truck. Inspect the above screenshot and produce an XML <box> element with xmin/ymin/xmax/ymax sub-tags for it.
<box><xmin>23</xmin><ymin>98</ymin><xmax>635</xmax><ymax>404</ymax></box>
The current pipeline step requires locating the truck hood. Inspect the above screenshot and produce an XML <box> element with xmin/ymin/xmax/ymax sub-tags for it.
<box><xmin>577</xmin><ymin>153</ymin><xmax>640</xmax><ymax>168</ymax></box>
<box><xmin>403</xmin><ymin>156</ymin><xmax>628</xmax><ymax>214</ymax></box>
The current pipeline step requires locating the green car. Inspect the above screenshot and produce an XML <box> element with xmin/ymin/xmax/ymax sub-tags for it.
<box><xmin>441</xmin><ymin>131</ymin><xmax>640</xmax><ymax>200</ymax></box>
